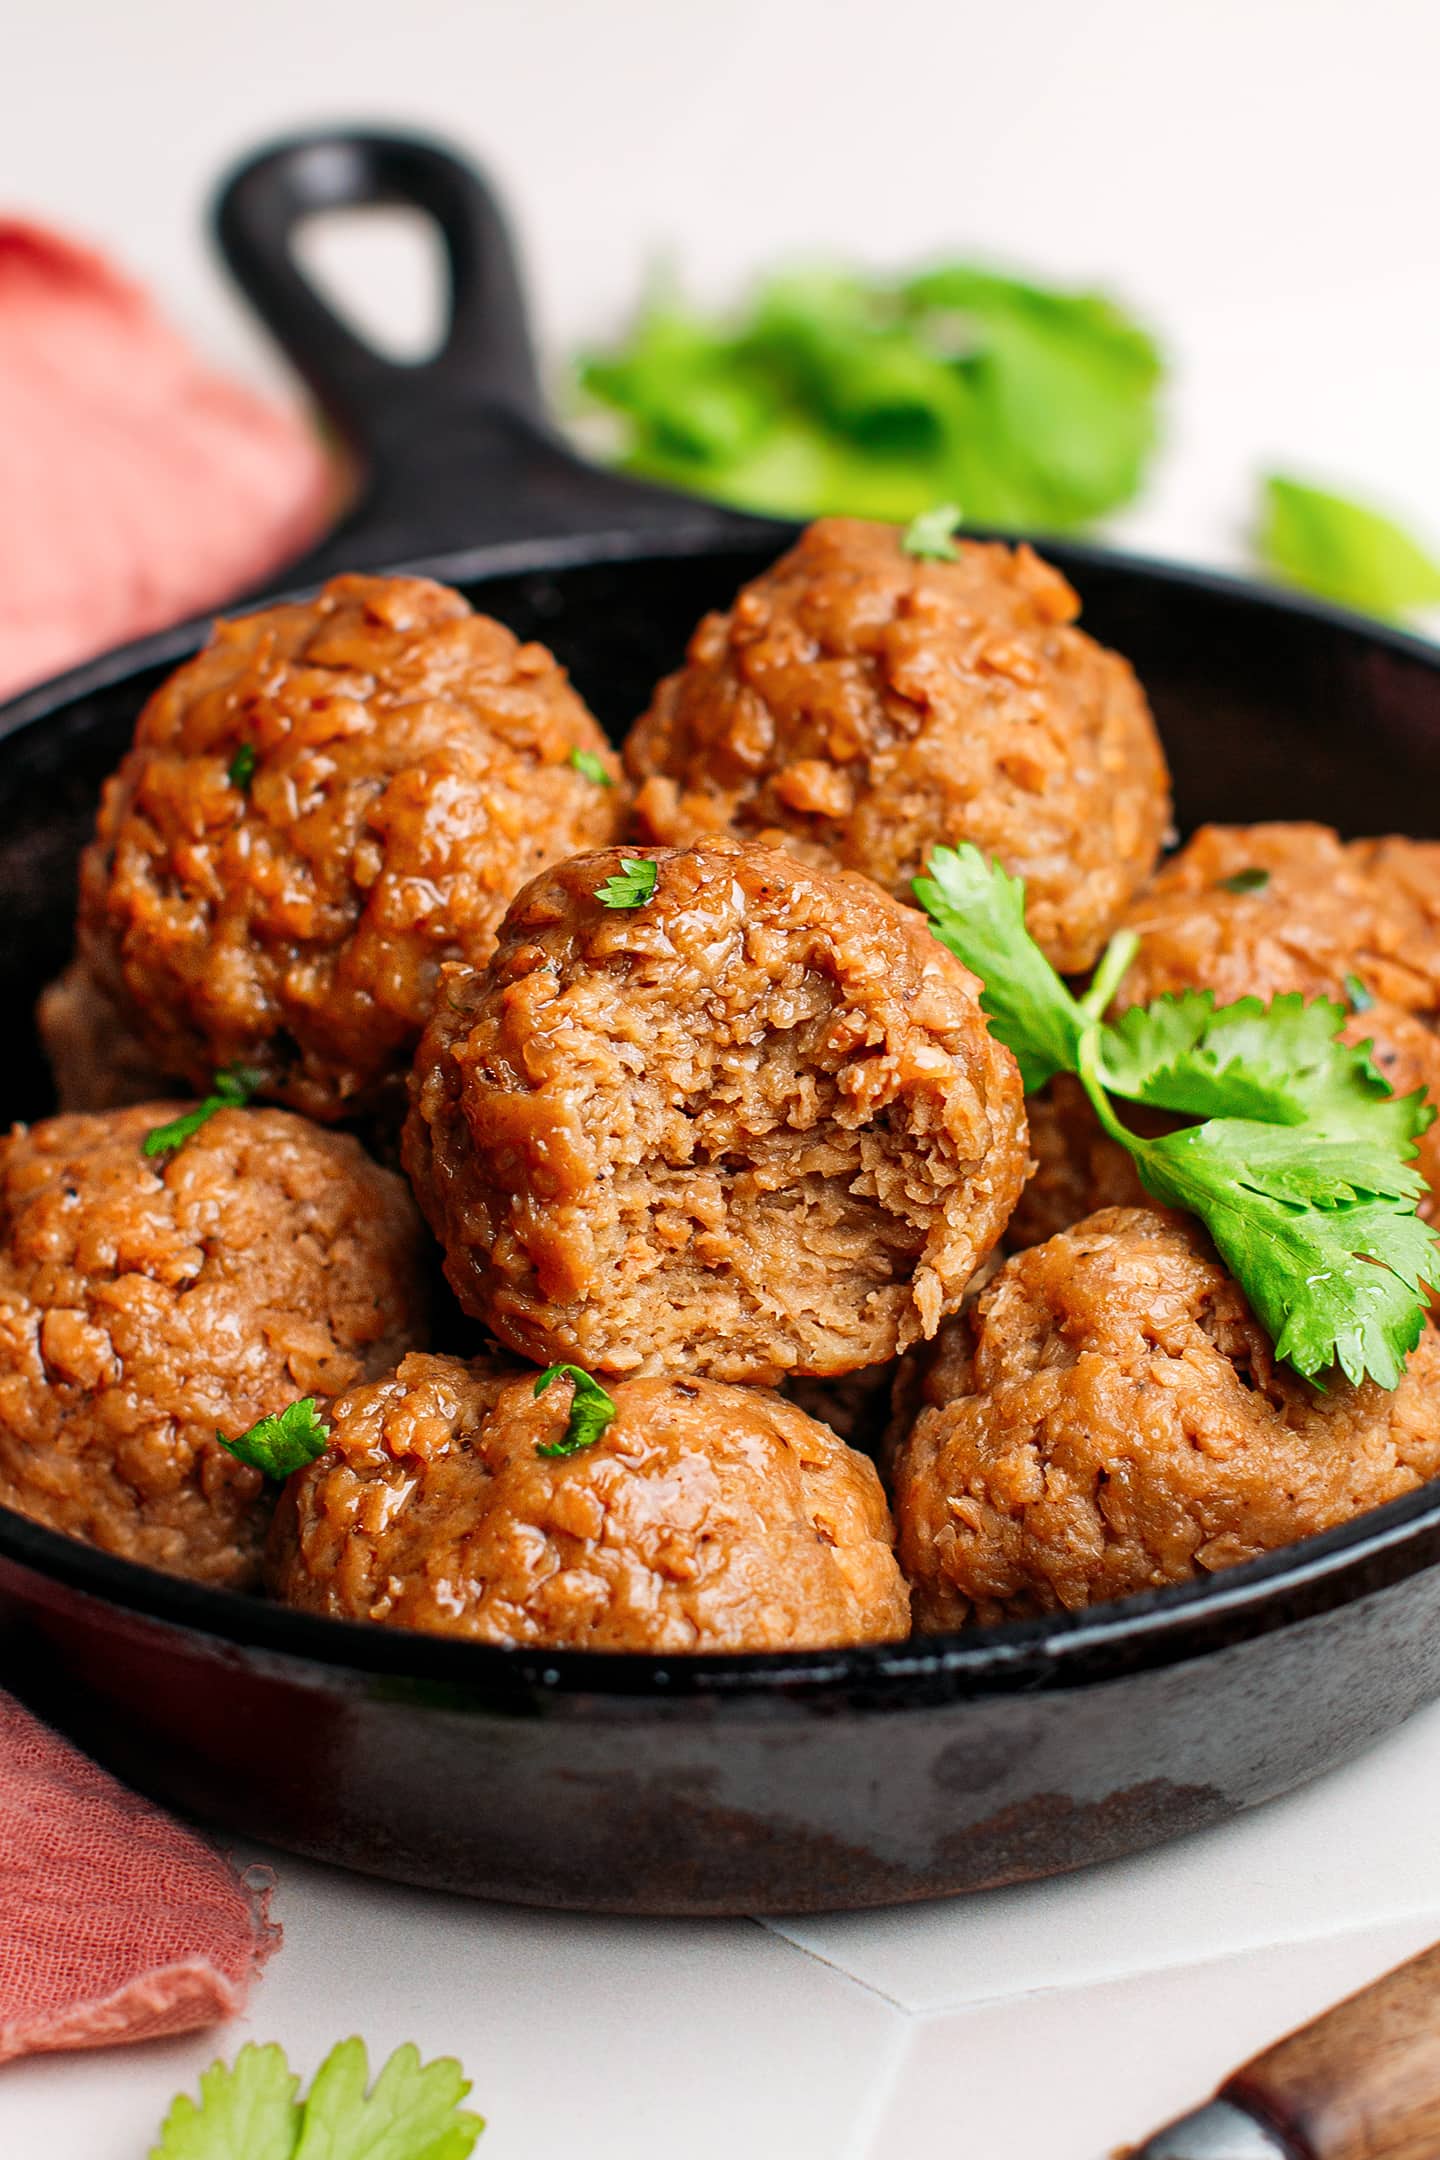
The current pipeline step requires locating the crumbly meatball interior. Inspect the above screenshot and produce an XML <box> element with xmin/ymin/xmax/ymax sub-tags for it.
<box><xmin>404</xmin><ymin>839</ymin><xmax>1029</xmax><ymax>1382</ymax></box>
<box><xmin>0</xmin><ymin>1104</ymin><xmax>428</xmax><ymax>1588</ymax></box>
<box><xmin>60</xmin><ymin>573</ymin><xmax>625</xmax><ymax>1122</ymax></box>
<box><xmin>1011</xmin><ymin>822</ymin><xmax>1440</xmax><ymax>1249</ymax></box>
<box><xmin>625</xmin><ymin>518</ymin><xmax>1170</xmax><ymax>974</ymax></box>
<box><xmin>268</xmin><ymin>1353</ymin><xmax>910</xmax><ymax>1652</ymax></box>
<box><xmin>894</xmin><ymin>1207</ymin><xmax>1440</xmax><ymax>1629</ymax></box>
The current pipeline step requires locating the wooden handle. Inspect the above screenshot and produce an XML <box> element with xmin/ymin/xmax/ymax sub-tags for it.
<box><xmin>1224</xmin><ymin>1940</ymin><xmax>1440</xmax><ymax>2159</ymax></box>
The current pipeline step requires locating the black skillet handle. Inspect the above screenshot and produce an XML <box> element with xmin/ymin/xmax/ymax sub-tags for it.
<box><xmin>213</xmin><ymin>127</ymin><xmax>765</xmax><ymax>587</ymax></box>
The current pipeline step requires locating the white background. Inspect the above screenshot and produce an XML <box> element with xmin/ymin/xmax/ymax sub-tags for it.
<box><xmin>7</xmin><ymin>0</ymin><xmax>1440</xmax><ymax>577</ymax></box>
<box><xmin>6</xmin><ymin>4</ymin><xmax>1440</xmax><ymax>2155</ymax></box>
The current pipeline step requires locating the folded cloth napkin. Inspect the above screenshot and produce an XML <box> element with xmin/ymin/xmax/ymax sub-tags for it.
<box><xmin>0</xmin><ymin>220</ymin><xmax>333</xmax><ymax>701</ymax></box>
<box><xmin>0</xmin><ymin>1691</ymin><xmax>280</xmax><ymax>2063</ymax></box>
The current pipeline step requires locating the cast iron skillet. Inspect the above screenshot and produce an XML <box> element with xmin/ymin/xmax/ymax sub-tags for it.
<box><xmin>2</xmin><ymin>129</ymin><xmax>1440</xmax><ymax>1916</ymax></box>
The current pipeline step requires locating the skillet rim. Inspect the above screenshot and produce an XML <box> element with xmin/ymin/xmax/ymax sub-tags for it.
<box><xmin>5</xmin><ymin>522</ymin><xmax>1440</xmax><ymax>1705</ymax></box>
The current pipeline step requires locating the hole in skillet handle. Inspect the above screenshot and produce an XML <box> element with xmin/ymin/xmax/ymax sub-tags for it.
<box><xmin>210</xmin><ymin>124</ymin><xmax>772</xmax><ymax>589</ymax></box>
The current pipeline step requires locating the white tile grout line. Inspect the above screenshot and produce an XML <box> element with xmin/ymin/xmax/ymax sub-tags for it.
<box><xmin>752</xmin><ymin>1916</ymin><xmax>915</xmax><ymax>2014</ymax></box>
<box><xmin>844</xmin><ymin>2013</ymin><xmax>912</xmax><ymax>2160</ymax></box>
<box><xmin>757</xmin><ymin>1889</ymin><xmax>1440</xmax><ymax>2021</ymax></box>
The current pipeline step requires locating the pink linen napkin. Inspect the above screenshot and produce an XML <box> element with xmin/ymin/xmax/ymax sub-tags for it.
<box><xmin>0</xmin><ymin>219</ymin><xmax>333</xmax><ymax>701</ymax></box>
<box><xmin>0</xmin><ymin>1691</ymin><xmax>279</xmax><ymax>2063</ymax></box>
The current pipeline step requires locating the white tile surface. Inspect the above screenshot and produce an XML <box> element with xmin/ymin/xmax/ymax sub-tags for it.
<box><xmin>868</xmin><ymin>1919</ymin><xmax>1440</xmax><ymax>2160</ymax></box>
<box><xmin>7</xmin><ymin>0</ymin><xmax>1440</xmax><ymax>586</ymax></box>
<box><xmin>0</xmin><ymin>1851</ymin><xmax>901</xmax><ymax>2160</ymax></box>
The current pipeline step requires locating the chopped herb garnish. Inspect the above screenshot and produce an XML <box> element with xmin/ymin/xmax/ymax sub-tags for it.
<box><xmin>216</xmin><ymin>1397</ymin><xmax>331</xmax><ymax>1479</ymax></box>
<box><xmin>569</xmin><ymin>746</ymin><xmax>613</xmax><ymax>787</ymax></box>
<box><xmin>1345</xmin><ymin>972</ymin><xmax>1375</xmax><ymax>1015</ymax></box>
<box><xmin>151</xmin><ymin>2036</ymin><xmax>484</xmax><ymax>2159</ymax></box>
<box><xmin>227</xmin><ymin>742</ymin><xmax>259</xmax><ymax>791</ymax></box>
<box><xmin>143</xmin><ymin>1065</ymin><xmax>264</xmax><ymax>1160</ymax></box>
<box><xmin>917</xmin><ymin>841</ymin><xmax>1439</xmax><ymax>1388</ymax></box>
<box><xmin>1218</xmin><ymin>867</ymin><xmax>1271</xmax><ymax>894</ymax></box>
<box><xmin>533</xmin><ymin>1364</ymin><xmax>617</xmax><ymax>1457</ymax></box>
<box><xmin>901</xmin><ymin>504</ymin><xmax>963</xmax><ymax>561</ymax></box>
<box><xmin>595</xmin><ymin>857</ymin><xmax>658</xmax><ymax>910</ymax></box>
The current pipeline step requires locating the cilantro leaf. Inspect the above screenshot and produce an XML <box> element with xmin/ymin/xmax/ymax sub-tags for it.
<box><xmin>1217</xmin><ymin>866</ymin><xmax>1270</xmax><ymax>894</ymax></box>
<box><xmin>914</xmin><ymin>844</ymin><xmax>1089</xmax><ymax>1090</ymax></box>
<box><xmin>576</xmin><ymin>260</ymin><xmax>1162</xmax><ymax>529</ymax></box>
<box><xmin>1126</xmin><ymin>1117</ymin><xmax>1439</xmax><ymax>1389</ymax></box>
<box><xmin>1098</xmin><ymin>991</ymin><xmax>1432</xmax><ymax>1150</ymax></box>
<box><xmin>901</xmin><ymin>505</ymin><xmax>962</xmax><ymax>560</ymax></box>
<box><xmin>1346</xmin><ymin>972</ymin><xmax>1375</xmax><ymax>1014</ymax></box>
<box><xmin>228</xmin><ymin>742</ymin><xmax>259</xmax><ymax>792</ymax></box>
<box><xmin>533</xmin><ymin>1364</ymin><xmax>617</xmax><ymax>1458</ymax></box>
<box><xmin>218</xmin><ymin>1397</ymin><xmax>331</xmax><ymax>1479</ymax></box>
<box><xmin>1257</xmin><ymin>474</ymin><xmax>1440</xmax><ymax>623</ymax></box>
<box><xmin>915</xmin><ymin>842</ymin><xmax>1438</xmax><ymax>1390</ymax></box>
<box><xmin>293</xmin><ymin>2038</ymin><xmax>483</xmax><ymax>2160</ymax></box>
<box><xmin>144</xmin><ymin>1065</ymin><xmax>263</xmax><ymax>1160</ymax></box>
<box><xmin>568</xmin><ymin>746</ymin><xmax>613</xmax><ymax>786</ymax></box>
<box><xmin>151</xmin><ymin>2042</ymin><xmax>301</xmax><ymax>2160</ymax></box>
<box><xmin>152</xmin><ymin>2039</ymin><xmax>483</xmax><ymax>2160</ymax></box>
<box><xmin>595</xmin><ymin>857</ymin><xmax>658</xmax><ymax>909</ymax></box>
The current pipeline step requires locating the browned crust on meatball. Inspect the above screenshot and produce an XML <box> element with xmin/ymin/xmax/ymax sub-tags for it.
<box><xmin>893</xmin><ymin>1206</ymin><xmax>1440</xmax><ymax>1628</ymax></box>
<box><xmin>624</xmin><ymin>518</ymin><xmax>1170</xmax><ymax>974</ymax></box>
<box><xmin>71</xmin><ymin>573</ymin><xmax>627</xmax><ymax>1123</ymax></box>
<box><xmin>267</xmin><ymin>1352</ymin><xmax>910</xmax><ymax>1651</ymax></box>
<box><xmin>0</xmin><ymin>1104</ymin><xmax>428</xmax><ymax>1588</ymax></box>
<box><xmin>1012</xmin><ymin>824</ymin><xmax>1440</xmax><ymax>1250</ymax></box>
<box><xmin>403</xmin><ymin>837</ymin><xmax>1030</xmax><ymax>1383</ymax></box>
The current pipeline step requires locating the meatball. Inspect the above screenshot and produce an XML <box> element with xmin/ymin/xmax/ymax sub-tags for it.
<box><xmin>1011</xmin><ymin>823</ymin><xmax>1440</xmax><ymax>1249</ymax></box>
<box><xmin>624</xmin><ymin>518</ymin><xmax>1169</xmax><ymax>973</ymax></box>
<box><xmin>894</xmin><ymin>1207</ymin><xmax>1440</xmax><ymax>1628</ymax></box>
<box><xmin>0</xmin><ymin>1103</ymin><xmax>428</xmax><ymax>1588</ymax></box>
<box><xmin>54</xmin><ymin>573</ymin><xmax>626</xmax><ymax>1123</ymax></box>
<box><xmin>404</xmin><ymin>838</ymin><xmax>1029</xmax><ymax>1382</ymax></box>
<box><xmin>36</xmin><ymin>960</ymin><xmax>176</xmax><ymax>1112</ymax></box>
<box><xmin>268</xmin><ymin>1353</ymin><xmax>910</xmax><ymax>1652</ymax></box>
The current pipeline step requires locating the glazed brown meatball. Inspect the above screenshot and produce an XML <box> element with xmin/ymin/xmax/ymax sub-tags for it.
<box><xmin>1011</xmin><ymin>823</ymin><xmax>1440</xmax><ymax>1249</ymax></box>
<box><xmin>0</xmin><ymin>1103</ymin><xmax>428</xmax><ymax>1588</ymax></box>
<box><xmin>54</xmin><ymin>573</ymin><xmax>625</xmax><ymax>1122</ymax></box>
<box><xmin>268</xmin><ymin>1353</ymin><xmax>910</xmax><ymax>1651</ymax></box>
<box><xmin>624</xmin><ymin>518</ymin><xmax>1170</xmax><ymax>973</ymax></box>
<box><xmin>36</xmin><ymin>961</ymin><xmax>176</xmax><ymax>1112</ymax></box>
<box><xmin>894</xmin><ymin>1207</ymin><xmax>1440</xmax><ymax>1628</ymax></box>
<box><xmin>404</xmin><ymin>838</ymin><xmax>1029</xmax><ymax>1383</ymax></box>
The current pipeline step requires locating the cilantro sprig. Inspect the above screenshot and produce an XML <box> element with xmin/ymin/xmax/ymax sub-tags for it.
<box><xmin>227</xmin><ymin>742</ymin><xmax>259</xmax><ymax>792</ymax></box>
<box><xmin>533</xmin><ymin>1364</ymin><xmax>617</xmax><ymax>1457</ymax></box>
<box><xmin>901</xmin><ymin>504</ymin><xmax>963</xmax><ymax>560</ymax></box>
<box><xmin>595</xmin><ymin>857</ymin><xmax>658</xmax><ymax>909</ymax></box>
<box><xmin>569</xmin><ymin>745</ymin><xmax>614</xmax><ymax>786</ymax></box>
<box><xmin>144</xmin><ymin>1065</ymin><xmax>263</xmax><ymax>1160</ymax></box>
<box><xmin>918</xmin><ymin>842</ymin><xmax>1439</xmax><ymax>1388</ymax></box>
<box><xmin>150</xmin><ymin>2037</ymin><xmax>484</xmax><ymax>2159</ymax></box>
<box><xmin>217</xmin><ymin>1398</ymin><xmax>331</xmax><ymax>1478</ymax></box>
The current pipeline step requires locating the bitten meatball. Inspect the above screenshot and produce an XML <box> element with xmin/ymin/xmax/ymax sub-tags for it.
<box><xmin>0</xmin><ymin>1104</ymin><xmax>428</xmax><ymax>1588</ymax></box>
<box><xmin>624</xmin><ymin>518</ymin><xmax>1170</xmax><ymax>973</ymax></box>
<box><xmin>1011</xmin><ymin>823</ymin><xmax>1440</xmax><ymax>1249</ymax></box>
<box><xmin>404</xmin><ymin>838</ymin><xmax>1029</xmax><ymax>1382</ymax></box>
<box><xmin>894</xmin><ymin>1207</ymin><xmax>1440</xmax><ymax>1628</ymax></box>
<box><xmin>49</xmin><ymin>573</ymin><xmax>626</xmax><ymax>1122</ymax></box>
<box><xmin>268</xmin><ymin>1353</ymin><xmax>910</xmax><ymax>1651</ymax></box>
